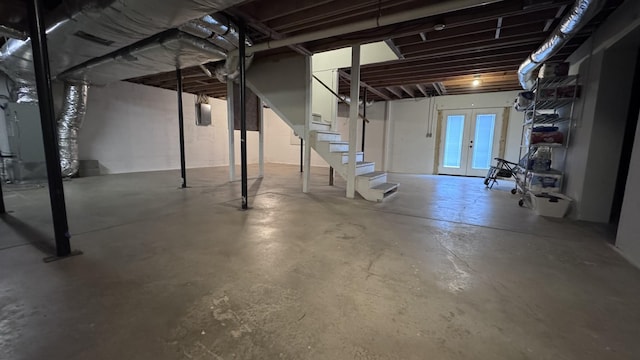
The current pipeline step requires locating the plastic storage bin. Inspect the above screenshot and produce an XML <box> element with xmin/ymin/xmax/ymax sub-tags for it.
<box><xmin>526</xmin><ymin>170</ymin><xmax>563</xmax><ymax>193</ymax></box>
<box><xmin>531</xmin><ymin>193</ymin><xmax>572</xmax><ymax>218</ymax></box>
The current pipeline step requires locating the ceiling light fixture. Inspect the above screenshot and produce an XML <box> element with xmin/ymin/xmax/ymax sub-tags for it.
<box><xmin>433</xmin><ymin>24</ymin><xmax>446</xmax><ymax>31</ymax></box>
<box><xmin>472</xmin><ymin>77</ymin><xmax>481</xmax><ymax>87</ymax></box>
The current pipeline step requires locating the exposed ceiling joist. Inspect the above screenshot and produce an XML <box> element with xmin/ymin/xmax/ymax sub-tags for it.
<box><xmin>386</xmin><ymin>87</ymin><xmax>404</xmax><ymax>99</ymax></box>
<box><xmin>416</xmin><ymin>84</ymin><xmax>429</xmax><ymax>97</ymax></box>
<box><xmin>399</xmin><ymin>85</ymin><xmax>414</xmax><ymax>98</ymax></box>
<box><xmin>338</xmin><ymin>70</ymin><xmax>391</xmax><ymax>101</ymax></box>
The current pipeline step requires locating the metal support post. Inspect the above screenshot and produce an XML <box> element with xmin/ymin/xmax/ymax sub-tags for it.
<box><xmin>226</xmin><ymin>81</ymin><xmax>235</xmax><ymax>181</ymax></box>
<box><xmin>346</xmin><ymin>45</ymin><xmax>361</xmax><ymax>199</ymax></box>
<box><xmin>239</xmin><ymin>20</ymin><xmax>248</xmax><ymax>210</ymax></box>
<box><xmin>362</xmin><ymin>89</ymin><xmax>367</xmax><ymax>153</ymax></box>
<box><xmin>258</xmin><ymin>101</ymin><xmax>264</xmax><ymax>178</ymax></box>
<box><xmin>300</xmin><ymin>138</ymin><xmax>304</xmax><ymax>172</ymax></box>
<box><xmin>176</xmin><ymin>67</ymin><xmax>187</xmax><ymax>188</ymax></box>
<box><xmin>27</xmin><ymin>0</ymin><xmax>78</xmax><ymax>259</ymax></box>
<box><xmin>0</xmin><ymin>179</ymin><xmax>5</xmax><ymax>214</ymax></box>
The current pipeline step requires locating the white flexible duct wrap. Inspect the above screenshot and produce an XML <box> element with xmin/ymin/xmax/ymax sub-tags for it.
<box><xmin>58</xmin><ymin>83</ymin><xmax>88</xmax><ymax>177</ymax></box>
<box><xmin>518</xmin><ymin>0</ymin><xmax>605</xmax><ymax>89</ymax></box>
<box><xmin>181</xmin><ymin>14</ymin><xmax>254</xmax><ymax>83</ymax></box>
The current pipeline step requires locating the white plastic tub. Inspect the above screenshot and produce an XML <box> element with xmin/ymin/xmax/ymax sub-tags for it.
<box><xmin>531</xmin><ymin>192</ymin><xmax>572</xmax><ymax>218</ymax></box>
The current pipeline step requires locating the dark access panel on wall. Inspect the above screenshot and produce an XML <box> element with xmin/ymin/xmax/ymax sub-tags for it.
<box><xmin>233</xmin><ymin>84</ymin><xmax>260</xmax><ymax>131</ymax></box>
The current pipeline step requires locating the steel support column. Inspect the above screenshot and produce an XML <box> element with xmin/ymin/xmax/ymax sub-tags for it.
<box><xmin>0</xmin><ymin>179</ymin><xmax>5</xmax><ymax>214</ymax></box>
<box><xmin>226</xmin><ymin>81</ymin><xmax>236</xmax><ymax>182</ymax></box>
<box><xmin>27</xmin><ymin>0</ymin><xmax>74</xmax><ymax>258</ymax></box>
<box><xmin>176</xmin><ymin>67</ymin><xmax>187</xmax><ymax>188</ymax></box>
<box><xmin>362</xmin><ymin>89</ymin><xmax>367</xmax><ymax>153</ymax></box>
<box><xmin>239</xmin><ymin>20</ymin><xmax>248</xmax><ymax>210</ymax></box>
<box><xmin>300</xmin><ymin>138</ymin><xmax>303</xmax><ymax>172</ymax></box>
<box><xmin>258</xmin><ymin>101</ymin><xmax>264</xmax><ymax>178</ymax></box>
<box><xmin>346</xmin><ymin>45</ymin><xmax>361</xmax><ymax>199</ymax></box>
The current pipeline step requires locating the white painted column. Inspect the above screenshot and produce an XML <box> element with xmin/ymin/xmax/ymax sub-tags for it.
<box><xmin>383</xmin><ymin>100</ymin><xmax>392</xmax><ymax>172</ymax></box>
<box><xmin>258</xmin><ymin>100</ymin><xmax>264</xmax><ymax>178</ymax></box>
<box><xmin>346</xmin><ymin>45</ymin><xmax>361</xmax><ymax>199</ymax></box>
<box><xmin>226</xmin><ymin>81</ymin><xmax>235</xmax><ymax>181</ymax></box>
<box><xmin>303</xmin><ymin>56</ymin><xmax>313</xmax><ymax>193</ymax></box>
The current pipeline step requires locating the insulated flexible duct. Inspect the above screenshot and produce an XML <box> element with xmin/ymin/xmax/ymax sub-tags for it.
<box><xmin>518</xmin><ymin>0</ymin><xmax>605</xmax><ymax>89</ymax></box>
<box><xmin>180</xmin><ymin>14</ymin><xmax>254</xmax><ymax>83</ymax></box>
<box><xmin>58</xmin><ymin>84</ymin><xmax>88</xmax><ymax>177</ymax></box>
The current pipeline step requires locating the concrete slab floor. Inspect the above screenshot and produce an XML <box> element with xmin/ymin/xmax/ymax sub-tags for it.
<box><xmin>1</xmin><ymin>164</ymin><xmax>639</xmax><ymax>360</ymax></box>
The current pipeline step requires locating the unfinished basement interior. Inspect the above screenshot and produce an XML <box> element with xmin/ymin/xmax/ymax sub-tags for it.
<box><xmin>2</xmin><ymin>0</ymin><xmax>640</xmax><ymax>359</ymax></box>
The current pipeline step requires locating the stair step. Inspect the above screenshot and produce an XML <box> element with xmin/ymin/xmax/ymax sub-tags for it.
<box><xmin>312</xmin><ymin>130</ymin><xmax>342</xmax><ymax>142</ymax></box>
<box><xmin>353</xmin><ymin>161</ymin><xmax>375</xmax><ymax>176</ymax></box>
<box><xmin>357</xmin><ymin>171</ymin><xmax>387</xmax><ymax>188</ymax></box>
<box><xmin>341</xmin><ymin>152</ymin><xmax>363</xmax><ymax>164</ymax></box>
<box><xmin>357</xmin><ymin>171</ymin><xmax>386</xmax><ymax>180</ymax></box>
<box><xmin>372</xmin><ymin>182</ymin><xmax>399</xmax><ymax>196</ymax></box>
<box><xmin>310</xmin><ymin>120</ymin><xmax>331</xmax><ymax>131</ymax></box>
<box><xmin>329</xmin><ymin>141</ymin><xmax>349</xmax><ymax>152</ymax></box>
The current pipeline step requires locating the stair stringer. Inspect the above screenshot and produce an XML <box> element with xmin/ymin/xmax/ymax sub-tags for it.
<box><xmin>246</xmin><ymin>53</ymin><xmax>311</xmax><ymax>140</ymax></box>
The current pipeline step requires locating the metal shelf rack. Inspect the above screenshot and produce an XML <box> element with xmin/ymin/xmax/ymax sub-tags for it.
<box><xmin>516</xmin><ymin>75</ymin><xmax>579</xmax><ymax>207</ymax></box>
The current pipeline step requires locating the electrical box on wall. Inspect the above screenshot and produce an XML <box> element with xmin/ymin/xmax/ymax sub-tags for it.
<box><xmin>195</xmin><ymin>103</ymin><xmax>211</xmax><ymax>126</ymax></box>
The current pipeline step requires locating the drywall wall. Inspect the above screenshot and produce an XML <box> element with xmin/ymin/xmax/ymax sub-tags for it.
<box><xmin>336</xmin><ymin>101</ymin><xmax>387</xmax><ymax>171</ymax></box>
<box><xmin>563</xmin><ymin>1</ymin><xmax>640</xmax><ymax>222</ymax></box>
<box><xmin>385</xmin><ymin>91</ymin><xmax>521</xmax><ymax>174</ymax></box>
<box><xmin>263</xmin><ymin>108</ymin><xmax>328</xmax><ymax>167</ymax></box>
<box><xmin>578</xmin><ymin>46</ymin><xmax>636</xmax><ymax>222</ymax></box>
<box><xmin>79</xmin><ymin>80</ymin><xmax>331</xmax><ymax>175</ymax></box>
<box><xmin>79</xmin><ymin>81</ymin><xmax>257</xmax><ymax>174</ymax></box>
<box><xmin>616</xmin><ymin>112</ymin><xmax>640</xmax><ymax>267</ymax></box>
<box><xmin>312</xmin><ymin>69</ymin><xmax>338</xmax><ymax>125</ymax></box>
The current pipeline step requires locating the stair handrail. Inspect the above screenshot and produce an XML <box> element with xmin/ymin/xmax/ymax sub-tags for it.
<box><xmin>312</xmin><ymin>75</ymin><xmax>369</xmax><ymax>123</ymax></box>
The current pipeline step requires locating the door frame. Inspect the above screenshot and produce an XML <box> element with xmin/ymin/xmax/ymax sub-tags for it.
<box><xmin>434</xmin><ymin>107</ymin><xmax>509</xmax><ymax>176</ymax></box>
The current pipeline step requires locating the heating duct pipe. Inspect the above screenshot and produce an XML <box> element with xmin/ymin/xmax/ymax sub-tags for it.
<box><xmin>179</xmin><ymin>13</ymin><xmax>254</xmax><ymax>82</ymax></box>
<box><xmin>58</xmin><ymin>83</ymin><xmax>88</xmax><ymax>177</ymax></box>
<box><xmin>1</xmin><ymin>13</ymin><xmax>250</xmax><ymax>177</ymax></box>
<box><xmin>518</xmin><ymin>0</ymin><xmax>605</xmax><ymax>89</ymax></box>
<box><xmin>232</xmin><ymin>0</ymin><xmax>505</xmax><ymax>55</ymax></box>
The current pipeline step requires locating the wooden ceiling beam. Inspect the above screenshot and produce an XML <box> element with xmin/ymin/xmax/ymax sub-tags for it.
<box><xmin>399</xmin><ymin>85</ymin><xmax>414</xmax><ymax>98</ymax></box>
<box><xmin>237</xmin><ymin>0</ymin><xmax>335</xmax><ymax>23</ymax></box>
<box><xmin>267</xmin><ymin>0</ymin><xmax>415</xmax><ymax>34</ymax></box>
<box><xmin>416</xmin><ymin>84</ymin><xmax>428</xmax><ymax>97</ymax></box>
<box><xmin>303</xmin><ymin>0</ymin><xmax>572</xmax><ymax>53</ymax></box>
<box><xmin>359</xmin><ymin>58</ymin><xmax>525</xmax><ymax>79</ymax></box>
<box><xmin>386</xmin><ymin>87</ymin><xmax>404</xmax><ymax>99</ymax></box>
<box><xmin>337</xmin><ymin>70</ymin><xmax>391</xmax><ymax>101</ymax></box>
<box><xmin>359</xmin><ymin>52</ymin><xmax>531</xmax><ymax>77</ymax></box>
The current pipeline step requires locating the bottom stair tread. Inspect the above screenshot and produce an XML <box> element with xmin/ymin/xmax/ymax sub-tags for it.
<box><xmin>371</xmin><ymin>182</ymin><xmax>399</xmax><ymax>193</ymax></box>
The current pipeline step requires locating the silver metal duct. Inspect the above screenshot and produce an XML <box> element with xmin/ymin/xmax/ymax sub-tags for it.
<box><xmin>180</xmin><ymin>14</ymin><xmax>254</xmax><ymax>83</ymax></box>
<box><xmin>58</xmin><ymin>84</ymin><xmax>88</xmax><ymax>177</ymax></box>
<box><xmin>0</xmin><ymin>0</ymin><xmax>248</xmax><ymax>178</ymax></box>
<box><xmin>59</xmin><ymin>31</ymin><xmax>227</xmax><ymax>85</ymax></box>
<box><xmin>518</xmin><ymin>0</ymin><xmax>605</xmax><ymax>89</ymax></box>
<box><xmin>13</xmin><ymin>83</ymin><xmax>39</xmax><ymax>104</ymax></box>
<box><xmin>0</xmin><ymin>0</ymin><xmax>248</xmax><ymax>84</ymax></box>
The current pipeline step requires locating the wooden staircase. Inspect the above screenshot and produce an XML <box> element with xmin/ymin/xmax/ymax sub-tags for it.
<box><xmin>309</xmin><ymin>122</ymin><xmax>399</xmax><ymax>202</ymax></box>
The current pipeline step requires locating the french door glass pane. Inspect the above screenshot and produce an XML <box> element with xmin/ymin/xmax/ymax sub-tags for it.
<box><xmin>471</xmin><ymin>114</ymin><xmax>496</xmax><ymax>170</ymax></box>
<box><xmin>443</xmin><ymin>115</ymin><xmax>465</xmax><ymax>168</ymax></box>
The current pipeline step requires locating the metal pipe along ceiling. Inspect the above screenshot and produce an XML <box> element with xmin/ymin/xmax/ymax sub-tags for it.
<box><xmin>232</xmin><ymin>0</ymin><xmax>506</xmax><ymax>55</ymax></box>
<box><xmin>0</xmin><ymin>0</ymin><xmax>250</xmax><ymax>177</ymax></box>
<box><xmin>518</xmin><ymin>0</ymin><xmax>606</xmax><ymax>89</ymax></box>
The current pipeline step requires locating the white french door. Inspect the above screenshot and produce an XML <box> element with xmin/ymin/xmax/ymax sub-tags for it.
<box><xmin>438</xmin><ymin>109</ymin><xmax>502</xmax><ymax>177</ymax></box>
